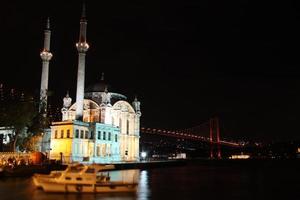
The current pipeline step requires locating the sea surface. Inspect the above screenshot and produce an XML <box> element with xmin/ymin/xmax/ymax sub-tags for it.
<box><xmin>1</xmin><ymin>159</ymin><xmax>300</xmax><ymax>200</ymax></box>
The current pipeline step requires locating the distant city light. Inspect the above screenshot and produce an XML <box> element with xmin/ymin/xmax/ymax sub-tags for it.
<box><xmin>230</xmin><ymin>154</ymin><xmax>250</xmax><ymax>159</ymax></box>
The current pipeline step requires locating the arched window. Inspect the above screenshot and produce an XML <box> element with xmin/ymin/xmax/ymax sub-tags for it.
<box><xmin>119</xmin><ymin>118</ymin><xmax>122</xmax><ymax>132</ymax></box>
<box><xmin>126</xmin><ymin>120</ymin><xmax>129</xmax><ymax>135</ymax></box>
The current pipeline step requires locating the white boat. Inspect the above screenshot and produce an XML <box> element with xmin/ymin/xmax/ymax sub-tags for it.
<box><xmin>33</xmin><ymin>170</ymin><xmax>62</xmax><ymax>187</ymax></box>
<box><xmin>32</xmin><ymin>164</ymin><xmax>138</xmax><ymax>193</ymax></box>
<box><xmin>33</xmin><ymin>163</ymin><xmax>115</xmax><ymax>189</ymax></box>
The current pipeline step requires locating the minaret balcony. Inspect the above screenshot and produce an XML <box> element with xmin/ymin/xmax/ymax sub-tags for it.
<box><xmin>40</xmin><ymin>50</ymin><xmax>53</xmax><ymax>61</ymax></box>
<box><xmin>76</xmin><ymin>42</ymin><xmax>89</xmax><ymax>52</ymax></box>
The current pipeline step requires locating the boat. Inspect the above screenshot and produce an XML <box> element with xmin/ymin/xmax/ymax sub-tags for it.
<box><xmin>33</xmin><ymin>170</ymin><xmax>63</xmax><ymax>188</ymax></box>
<box><xmin>32</xmin><ymin>163</ymin><xmax>138</xmax><ymax>193</ymax></box>
<box><xmin>33</xmin><ymin>163</ymin><xmax>115</xmax><ymax>188</ymax></box>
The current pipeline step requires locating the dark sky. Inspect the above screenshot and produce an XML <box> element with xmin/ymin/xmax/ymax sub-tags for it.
<box><xmin>1</xmin><ymin>0</ymin><xmax>300</xmax><ymax>142</ymax></box>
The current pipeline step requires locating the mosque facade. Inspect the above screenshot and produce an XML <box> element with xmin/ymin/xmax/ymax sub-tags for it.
<box><xmin>44</xmin><ymin>5</ymin><xmax>141</xmax><ymax>163</ymax></box>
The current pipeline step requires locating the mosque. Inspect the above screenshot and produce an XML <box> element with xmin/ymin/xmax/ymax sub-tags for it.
<box><xmin>39</xmin><ymin>4</ymin><xmax>141</xmax><ymax>163</ymax></box>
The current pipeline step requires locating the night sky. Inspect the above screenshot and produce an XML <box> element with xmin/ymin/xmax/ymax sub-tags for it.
<box><xmin>1</xmin><ymin>0</ymin><xmax>300</xmax><ymax>142</ymax></box>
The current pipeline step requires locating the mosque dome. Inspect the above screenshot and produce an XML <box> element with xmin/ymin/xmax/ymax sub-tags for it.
<box><xmin>85</xmin><ymin>81</ymin><xmax>111</xmax><ymax>93</ymax></box>
<box><xmin>85</xmin><ymin>73</ymin><xmax>111</xmax><ymax>92</ymax></box>
<box><xmin>84</xmin><ymin>73</ymin><xmax>127</xmax><ymax>105</ymax></box>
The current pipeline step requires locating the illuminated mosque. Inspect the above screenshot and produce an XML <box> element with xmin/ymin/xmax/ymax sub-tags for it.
<box><xmin>39</xmin><ymin>4</ymin><xmax>141</xmax><ymax>163</ymax></box>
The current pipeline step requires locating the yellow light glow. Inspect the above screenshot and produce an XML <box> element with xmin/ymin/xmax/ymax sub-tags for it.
<box><xmin>230</xmin><ymin>154</ymin><xmax>250</xmax><ymax>159</ymax></box>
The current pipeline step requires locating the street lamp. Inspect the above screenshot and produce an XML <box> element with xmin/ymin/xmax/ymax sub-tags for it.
<box><xmin>141</xmin><ymin>151</ymin><xmax>147</xmax><ymax>161</ymax></box>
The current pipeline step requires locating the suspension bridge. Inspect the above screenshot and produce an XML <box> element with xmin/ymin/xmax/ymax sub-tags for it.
<box><xmin>140</xmin><ymin>117</ymin><xmax>244</xmax><ymax>159</ymax></box>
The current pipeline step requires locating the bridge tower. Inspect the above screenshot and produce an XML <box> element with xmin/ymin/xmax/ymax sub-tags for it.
<box><xmin>209</xmin><ymin>117</ymin><xmax>221</xmax><ymax>159</ymax></box>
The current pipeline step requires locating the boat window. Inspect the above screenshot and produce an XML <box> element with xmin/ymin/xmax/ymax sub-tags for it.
<box><xmin>76</xmin><ymin>177</ymin><xmax>82</xmax><ymax>181</ymax></box>
<box><xmin>65</xmin><ymin>177</ymin><xmax>71</xmax><ymax>180</ymax></box>
<box><xmin>66</xmin><ymin>165</ymin><xmax>85</xmax><ymax>173</ymax></box>
<box><xmin>85</xmin><ymin>167</ymin><xmax>95</xmax><ymax>173</ymax></box>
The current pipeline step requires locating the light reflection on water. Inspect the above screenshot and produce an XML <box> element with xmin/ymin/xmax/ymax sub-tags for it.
<box><xmin>2</xmin><ymin>161</ymin><xmax>300</xmax><ymax>200</ymax></box>
<box><xmin>0</xmin><ymin>169</ymin><xmax>150</xmax><ymax>200</ymax></box>
<box><xmin>137</xmin><ymin>170</ymin><xmax>150</xmax><ymax>200</ymax></box>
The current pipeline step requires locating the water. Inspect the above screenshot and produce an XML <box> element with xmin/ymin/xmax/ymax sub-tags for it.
<box><xmin>1</xmin><ymin>160</ymin><xmax>300</xmax><ymax>200</ymax></box>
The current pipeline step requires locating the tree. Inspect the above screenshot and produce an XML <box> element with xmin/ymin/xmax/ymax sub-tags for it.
<box><xmin>0</xmin><ymin>92</ymin><xmax>38</xmax><ymax>152</ymax></box>
<box><xmin>18</xmin><ymin>133</ymin><xmax>42</xmax><ymax>152</ymax></box>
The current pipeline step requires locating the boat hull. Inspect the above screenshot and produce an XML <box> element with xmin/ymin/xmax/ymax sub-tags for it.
<box><xmin>40</xmin><ymin>182</ymin><xmax>138</xmax><ymax>193</ymax></box>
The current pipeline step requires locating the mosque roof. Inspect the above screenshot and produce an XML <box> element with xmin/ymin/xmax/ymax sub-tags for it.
<box><xmin>85</xmin><ymin>81</ymin><xmax>111</xmax><ymax>93</ymax></box>
<box><xmin>85</xmin><ymin>73</ymin><xmax>111</xmax><ymax>93</ymax></box>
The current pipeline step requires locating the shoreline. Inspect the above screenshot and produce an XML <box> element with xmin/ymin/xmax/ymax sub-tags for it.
<box><xmin>1</xmin><ymin>158</ymin><xmax>300</xmax><ymax>177</ymax></box>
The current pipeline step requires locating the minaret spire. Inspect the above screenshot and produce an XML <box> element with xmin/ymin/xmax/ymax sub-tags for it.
<box><xmin>39</xmin><ymin>17</ymin><xmax>53</xmax><ymax>115</ymax></box>
<box><xmin>46</xmin><ymin>17</ymin><xmax>50</xmax><ymax>30</ymax></box>
<box><xmin>81</xmin><ymin>1</ymin><xmax>86</xmax><ymax>19</ymax></box>
<box><xmin>75</xmin><ymin>3</ymin><xmax>89</xmax><ymax>120</ymax></box>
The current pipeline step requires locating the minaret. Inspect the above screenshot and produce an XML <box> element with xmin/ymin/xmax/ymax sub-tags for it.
<box><xmin>40</xmin><ymin>18</ymin><xmax>52</xmax><ymax>115</ymax></box>
<box><xmin>132</xmin><ymin>96</ymin><xmax>141</xmax><ymax>115</ymax></box>
<box><xmin>75</xmin><ymin>3</ymin><xmax>89</xmax><ymax>120</ymax></box>
<box><xmin>132</xmin><ymin>96</ymin><xmax>141</xmax><ymax>160</ymax></box>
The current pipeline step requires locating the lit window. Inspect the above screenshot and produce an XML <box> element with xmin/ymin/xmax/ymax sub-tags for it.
<box><xmin>90</xmin><ymin>131</ymin><xmax>94</xmax><ymax>139</ymax></box>
<box><xmin>97</xmin><ymin>145</ymin><xmax>100</xmax><ymax>156</ymax></box>
<box><xmin>85</xmin><ymin>131</ymin><xmax>89</xmax><ymax>139</ymax></box>
<box><xmin>67</xmin><ymin>129</ymin><xmax>70</xmax><ymax>138</ymax></box>
<box><xmin>102</xmin><ymin>144</ymin><xmax>106</xmax><ymax>156</ymax></box>
<box><xmin>61</xmin><ymin>130</ymin><xmax>64</xmax><ymax>138</ymax></box>
<box><xmin>103</xmin><ymin>132</ymin><xmax>106</xmax><ymax>140</ymax></box>
<box><xmin>126</xmin><ymin>120</ymin><xmax>129</xmax><ymax>135</ymax></box>
<box><xmin>80</xmin><ymin>130</ymin><xmax>84</xmax><ymax>139</ymax></box>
